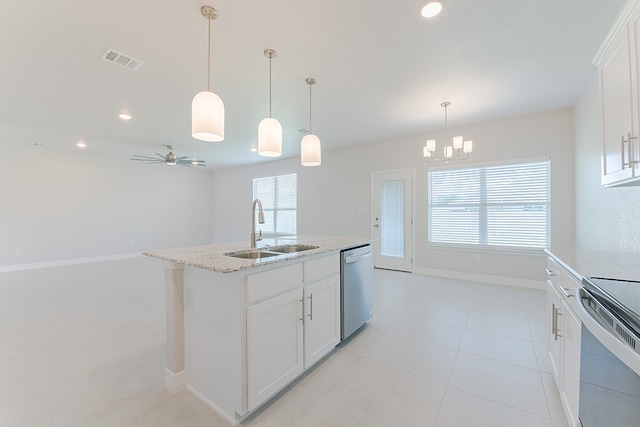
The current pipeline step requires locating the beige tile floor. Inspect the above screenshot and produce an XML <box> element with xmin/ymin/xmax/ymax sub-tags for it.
<box><xmin>0</xmin><ymin>257</ymin><xmax>569</xmax><ymax>427</ymax></box>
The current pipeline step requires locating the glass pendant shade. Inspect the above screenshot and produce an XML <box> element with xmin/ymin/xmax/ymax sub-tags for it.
<box><xmin>301</xmin><ymin>134</ymin><xmax>321</xmax><ymax>166</ymax></box>
<box><xmin>192</xmin><ymin>90</ymin><xmax>225</xmax><ymax>142</ymax></box>
<box><xmin>258</xmin><ymin>117</ymin><xmax>282</xmax><ymax>157</ymax></box>
<box><xmin>452</xmin><ymin>135</ymin><xmax>463</xmax><ymax>149</ymax></box>
<box><xmin>463</xmin><ymin>140</ymin><xmax>473</xmax><ymax>153</ymax></box>
<box><xmin>444</xmin><ymin>146</ymin><xmax>453</xmax><ymax>159</ymax></box>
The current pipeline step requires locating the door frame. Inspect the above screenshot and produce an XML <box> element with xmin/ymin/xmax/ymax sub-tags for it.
<box><xmin>370</xmin><ymin>168</ymin><xmax>415</xmax><ymax>272</ymax></box>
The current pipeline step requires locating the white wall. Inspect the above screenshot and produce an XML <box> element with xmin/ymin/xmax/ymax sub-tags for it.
<box><xmin>1</xmin><ymin>132</ymin><xmax>213</xmax><ymax>267</ymax></box>
<box><xmin>575</xmin><ymin>76</ymin><xmax>640</xmax><ymax>251</ymax></box>
<box><xmin>212</xmin><ymin>108</ymin><xmax>576</xmax><ymax>284</ymax></box>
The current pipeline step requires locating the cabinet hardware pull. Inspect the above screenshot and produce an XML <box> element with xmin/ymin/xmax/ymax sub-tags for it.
<box><xmin>307</xmin><ymin>294</ymin><xmax>313</xmax><ymax>320</ymax></box>
<box><xmin>561</xmin><ymin>287</ymin><xmax>574</xmax><ymax>298</ymax></box>
<box><xmin>622</xmin><ymin>133</ymin><xmax>638</xmax><ymax>168</ymax></box>
<box><xmin>552</xmin><ymin>303</ymin><xmax>556</xmax><ymax>335</ymax></box>
<box><xmin>554</xmin><ymin>306</ymin><xmax>563</xmax><ymax>340</ymax></box>
<box><xmin>299</xmin><ymin>299</ymin><xmax>304</xmax><ymax>321</ymax></box>
<box><xmin>545</xmin><ymin>268</ymin><xmax>555</xmax><ymax>277</ymax></box>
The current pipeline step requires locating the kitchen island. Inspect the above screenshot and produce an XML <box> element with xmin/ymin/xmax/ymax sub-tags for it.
<box><xmin>144</xmin><ymin>235</ymin><xmax>371</xmax><ymax>425</ymax></box>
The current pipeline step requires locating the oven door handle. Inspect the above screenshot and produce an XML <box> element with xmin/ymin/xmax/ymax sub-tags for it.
<box><xmin>577</xmin><ymin>289</ymin><xmax>640</xmax><ymax>376</ymax></box>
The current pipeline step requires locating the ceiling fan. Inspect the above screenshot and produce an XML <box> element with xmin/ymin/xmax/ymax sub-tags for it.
<box><xmin>131</xmin><ymin>145</ymin><xmax>206</xmax><ymax>167</ymax></box>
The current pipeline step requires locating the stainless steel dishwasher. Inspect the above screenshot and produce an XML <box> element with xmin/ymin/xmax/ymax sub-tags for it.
<box><xmin>340</xmin><ymin>244</ymin><xmax>373</xmax><ymax>340</ymax></box>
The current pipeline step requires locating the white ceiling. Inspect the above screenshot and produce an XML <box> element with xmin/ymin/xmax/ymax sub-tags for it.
<box><xmin>1</xmin><ymin>0</ymin><xmax>626</xmax><ymax>169</ymax></box>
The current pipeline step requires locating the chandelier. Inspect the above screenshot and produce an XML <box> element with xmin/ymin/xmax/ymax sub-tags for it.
<box><xmin>423</xmin><ymin>102</ymin><xmax>472</xmax><ymax>163</ymax></box>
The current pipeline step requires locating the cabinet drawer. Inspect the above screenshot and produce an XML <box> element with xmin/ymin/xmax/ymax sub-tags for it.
<box><xmin>246</xmin><ymin>263</ymin><xmax>303</xmax><ymax>304</ymax></box>
<box><xmin>304</xmin><ymin>253</ymin><xmax>340</xmax><ymax>283</ymax></box>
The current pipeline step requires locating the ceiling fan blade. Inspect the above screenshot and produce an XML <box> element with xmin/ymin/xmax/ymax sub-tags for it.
<box><xmin>132</xmin><ymin>157</ymin><xmax>163</xmax><ymax>162</ymax></box>
<box><xmin>175</xmin><ymin>156</ymin><xmax>189</xmax><ymax>160</ymax></box>
<box><xmin>155</xmin><ymin>153</ymin><xmax>168</xmax><ymax>160</ymax></box>
<box><xmin>177</xmin><ymin>159</ymin><xmax>206</xmax><ymax>167</ymax></box>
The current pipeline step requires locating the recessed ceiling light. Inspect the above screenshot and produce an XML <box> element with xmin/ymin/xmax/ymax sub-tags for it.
<box><xmin>420</xmin><ymin>0</ymin><xmax>443</xmax><ymax>18</ymax></box>
<box><xmin>250</xmin><ymin>146</ymin><xmax>258</xmax><ymax>152</ymax></box>
<box><xmin>76</xmin><ymin>140</ymin><xmax>87</xmax><ymax>148</ymax></box>
<box><xmin>118</xmin><ymin>112</ymin><xmax>132</xmax><ymax>121</ymax></box>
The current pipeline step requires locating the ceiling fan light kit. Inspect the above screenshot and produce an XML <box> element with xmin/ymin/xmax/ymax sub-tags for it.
<box><xmin>192</xmin><ymin>5</ymin><xmax>225</xmax><ymax>142</ymax></box>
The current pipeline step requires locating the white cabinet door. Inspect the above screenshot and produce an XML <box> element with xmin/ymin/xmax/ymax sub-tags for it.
<box><xmin>561</xmin><ymin>304</ymin><xmax>582</xmax><ymax>427</ymax></box>
<box><xmin>597</xmin><ymin>3</ymin><xmax>640</xmax><ymax>187</ymax></box>
<box><xmin>547</xmin><ymin>281</ymin><xmax>563</xmax><ymax>386</ymax></box>
<box><xmin>303</xmin><ymin>275</ymin><xmax>340</xmax><ymax>369</ymax></box>
<box><xmin>247</xmin><ymin>287</ymin><xmax>303</xmax><ymax>411</ymax></box>
<box><xmin>600</xmin><ymin>24</ymin><xmax>636</xmax><ymax>185</ymax></box>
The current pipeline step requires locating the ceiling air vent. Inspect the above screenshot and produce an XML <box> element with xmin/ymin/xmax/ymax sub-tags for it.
<box><xmin>101</xmin><ymin>48</ymin><xmax>143</xmax><ymax>71</ymax></box>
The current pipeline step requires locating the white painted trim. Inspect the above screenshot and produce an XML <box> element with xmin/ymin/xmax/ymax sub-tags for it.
<box><xmin>188</xmin><ymin>385</ymin><xmax>241</xmax><ymax>426</ymax></box>
<box><xmin>164</xmin><ymin>368</ymin><xmax>187</xmax><ymax>393</ymax></box>
<box><xmin>413</xmin><ymin>266</ymin><xmax>546</xmax><ymax>290</ymax></box>
<box><xmin>0</xmin><ymin>252</ymin><xmax>142</xmax><ymax>273</ymax></box>
<box><xmin>593</xmin><ymin>0</ymin><xmax>640</xmax><ymax>64</ymax></box>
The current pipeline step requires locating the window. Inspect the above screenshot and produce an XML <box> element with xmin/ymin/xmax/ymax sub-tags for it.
<box><xmin>428</xmin><ymin>160</ymin><xmax>550</xmax><ymax>249</ymax></box>
<box><xmin>253</xmin><ymin>173</ymin><xmax>297</xmax><ymax>236</ymax></box>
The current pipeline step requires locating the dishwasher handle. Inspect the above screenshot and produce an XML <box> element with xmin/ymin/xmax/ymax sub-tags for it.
<box><xmin>344</xmin><ymin>250</ymin><xmax>372</xmax><ymax>264</ymax></box>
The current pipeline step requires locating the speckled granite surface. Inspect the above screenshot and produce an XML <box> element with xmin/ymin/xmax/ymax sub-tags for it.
<box><xmin>546</xmin><ymin>248</ymin><xmax>640</xmax><ymax>282</ymax></box>
<box><xmin>143</xmin><ymin>235</ymin><xmax>372</xmax><ymax>273</ymax></box>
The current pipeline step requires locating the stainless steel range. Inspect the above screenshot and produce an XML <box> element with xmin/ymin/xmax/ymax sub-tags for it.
<box><xmin>578</xmin><ymin>277</ymin><xmax>640</xmax><ymax>427</ymax></box>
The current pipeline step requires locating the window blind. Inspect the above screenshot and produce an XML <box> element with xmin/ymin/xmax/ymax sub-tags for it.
<box><xmin>428</xmin><ymin>161</ymin><xmax>550</xmax><ymax>249</ymax></box>
<box><xmin>253</xmin><ymin>173</ymin><xmax>297</xmax><ymax>235</ymax></box>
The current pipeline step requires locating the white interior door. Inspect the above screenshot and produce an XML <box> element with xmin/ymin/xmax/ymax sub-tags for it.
<box><xmin>372</xmin><ymin>170</ymin><xmax>413</xmax><ymax>272</ymax></box>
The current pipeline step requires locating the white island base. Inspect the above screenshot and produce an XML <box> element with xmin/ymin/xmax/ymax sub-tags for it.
<box><xmin>148</xmin><ymin>237</ymin><xmax>369</xmax><ymax>425</ymax></box>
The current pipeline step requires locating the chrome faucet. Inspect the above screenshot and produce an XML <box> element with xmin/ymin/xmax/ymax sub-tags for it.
<box><xmin>251</xmin><ymin>198</ymin><xmax>265</xmax><ymax>248</ymax></box>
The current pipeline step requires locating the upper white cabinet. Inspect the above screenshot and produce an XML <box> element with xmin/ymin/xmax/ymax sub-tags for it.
<box><xmin>595</xmin><ymin>0</ymin><xmax>640</xmax><ymax>187</ymax></box>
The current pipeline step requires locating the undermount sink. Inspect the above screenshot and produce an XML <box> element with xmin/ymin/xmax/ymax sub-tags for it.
<box><xmin>224</xmin><ymin>244</ymin><xmax>319</xmax><ymax>260</ymax></box>
<box><xmin>268</xmin><ymin>244</ymin><xmax>319</xmax><ymax>253</ymax></box>
<box><xmin>224</xmin><ymin>249</ymin><xmax>281</xmax><ymax>260</ymax></box>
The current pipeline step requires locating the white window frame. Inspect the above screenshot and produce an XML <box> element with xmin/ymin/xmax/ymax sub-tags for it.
<box><xmin>427</xmin><ymin>158</ymin><xmax>551</xmax><ymax>252</ymax></box>
<box><xmin>252</xmin><ymin>173</ymin><xmax>297</xmax><ymax>237</ymax></box>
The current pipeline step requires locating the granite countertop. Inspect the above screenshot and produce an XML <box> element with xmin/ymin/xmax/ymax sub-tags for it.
<box><xmin>143</xmin><ymin>235</ymin><xmax>372</xmax><ymax>273</ymax></box>
<box><xmin>546</xmin><ymin>248</ymin><xmax>640</xmax><ymax>282</ymax></box>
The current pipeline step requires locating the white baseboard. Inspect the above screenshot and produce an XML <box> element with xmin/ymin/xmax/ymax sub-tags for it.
<box><xmin>164</xmin><ymin>368</ymin><xmax>187</xmax><ymax>393</ymax></box>
<box><xmin>413</xmin><ymin>266</ymin><xmax>546</xmax><ymax>290</ymax></box>
<box><xmin>0</xmin><ymin>252</ymin><xmax>142</xmax><ymax>273</ymax></box>
<box><xmin>187</xmin><ymin>385</ymin><xmax>241</xmax><ymax>426</ymax></box>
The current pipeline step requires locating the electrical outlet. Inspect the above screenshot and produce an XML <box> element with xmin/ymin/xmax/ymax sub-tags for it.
<box><xmin>185</xmin><ymin>287</ymin><xmax>193</xmax><ymax>308</ymax></box>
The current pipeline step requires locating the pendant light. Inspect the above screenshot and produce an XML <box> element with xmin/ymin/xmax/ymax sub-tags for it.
<box><xmin>192</xmin><ymin>5</ymin><xmax>225</xmax><ymax>142</ymax></box>
<box><xmin>258</xmin><ymin>49</ymin><xmax>282</xmax><ymax>157</ymax></box>
<box><xmin>423</xmin><ymin>101</ymin><xmax>473</xmax><ymax>163</ymax></box>
<box><xmin>301</xmin><ymin>78</ymin><xmax>321</xmax><ymax>167</ymax></box>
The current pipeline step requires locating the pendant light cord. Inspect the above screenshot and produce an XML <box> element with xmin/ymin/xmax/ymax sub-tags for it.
<box><xmin>269</xmin><ymin>56</ymin><xmax>273</xmax><ymax>118</ymax></box>
<box><xmin>207</xmin><ymin>16</ymin><xmax>211</xmax><ymax>92</ymax></box>
<box><xmin>308</xmin><ymin>82</ymin><xmax>312</xmax><ymax>133</ymax></box>
<box><xmin>444</xmin><ymin>104</ymin><xmax>448</xmax><ymax>131</ymax></box>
